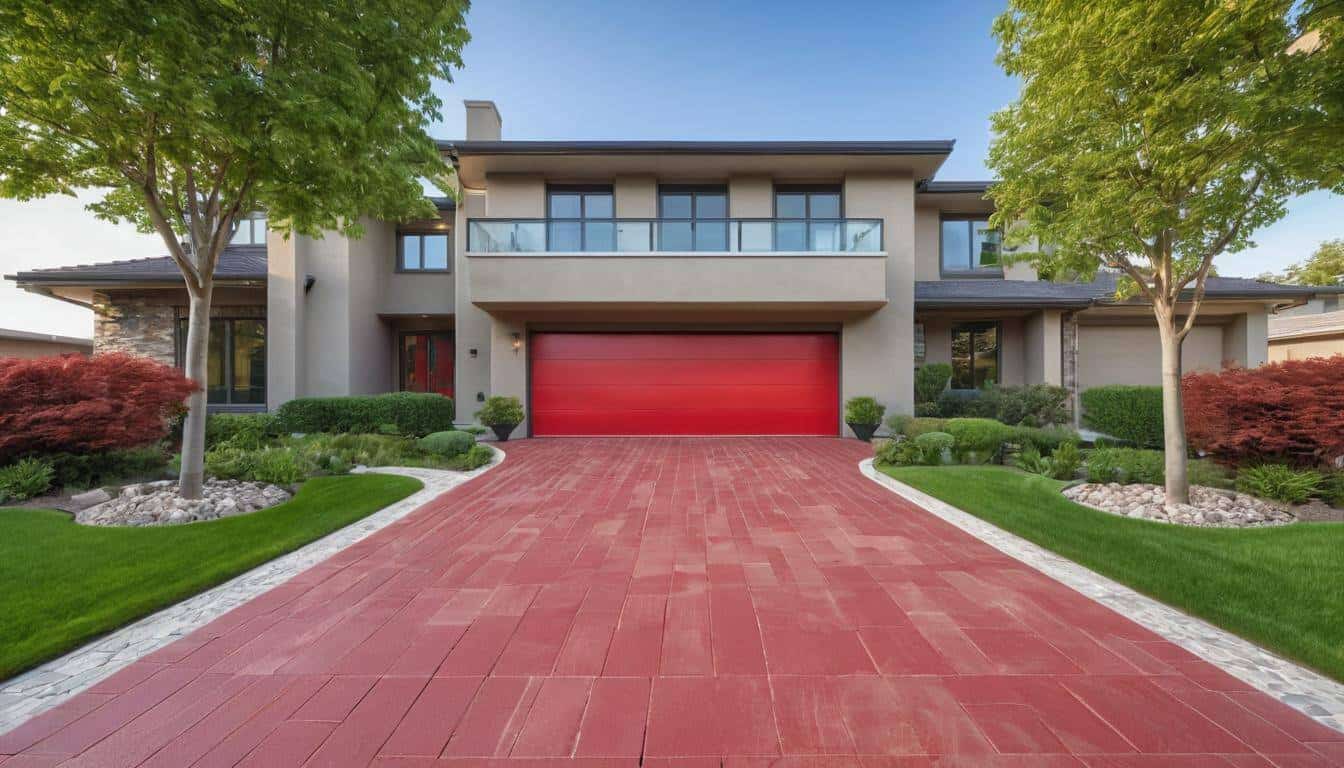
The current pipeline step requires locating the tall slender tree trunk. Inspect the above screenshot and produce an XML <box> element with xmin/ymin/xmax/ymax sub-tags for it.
<box><xmin>1157</xmin><ymin>318</ymin><xmax>1190</xmax><ymax>506</ymax></box>
<box><xmin>178</xmin><ymin>283</ymin><xmax>213</xmax><ymax>499</ymax></box>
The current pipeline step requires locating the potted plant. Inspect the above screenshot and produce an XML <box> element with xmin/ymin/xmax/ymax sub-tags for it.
<box><xmin>478</xmin><ymin>395</ymin><xmax>525</xmax><ymax>442</ymax></box>
<box><xmin>845</xmin><ymin>396</ymin><xmax>885</xmax><ymax>442</ymax></box>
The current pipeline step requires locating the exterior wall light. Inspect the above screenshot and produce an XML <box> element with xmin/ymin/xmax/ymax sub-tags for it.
<box><xmin>511</xmin><ymin>332</ymin><xmax>523</xmax><ymax>353</ymax></box>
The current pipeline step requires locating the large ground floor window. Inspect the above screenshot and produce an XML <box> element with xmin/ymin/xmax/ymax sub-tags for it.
<box><xmin>400</xmin><ymin>332</ymin><xmax>454</xmax><ymax>397</ymax></box>
<box><xmin>951</xmin><ymin>322</ymin><xmax>999</xmax><ymax>390</ymax></box>
<box><xmin>175</xmin><ymin>318</ymin><xmax>266</xmax><ymax>405</ymax></box>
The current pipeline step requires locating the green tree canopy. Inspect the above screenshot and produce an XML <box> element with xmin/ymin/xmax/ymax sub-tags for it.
<box><xmin>987</xmin><ymin>0</ymin><xmax>1341</xmax><ymax>504</ymax></box>
<box><xmin>0</xmin><ymin>0</ymin><xmax>469</xmax><ymax>496</ymax></box>
<box><xmin>1280</xmin><ymin>239</ymin><xmax>1344</xmax><ymax>286</ymax></box>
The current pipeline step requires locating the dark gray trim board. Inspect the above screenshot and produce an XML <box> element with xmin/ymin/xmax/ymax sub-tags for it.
<box><xmin>443</xmin><ymin>139</ymin><xmax>956</xmax><ymax>156</ymax></box>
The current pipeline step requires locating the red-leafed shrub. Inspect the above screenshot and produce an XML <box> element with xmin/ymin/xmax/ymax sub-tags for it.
<box><xmin>0</xmin><ymin>353</ymin><xmax>197</xmax><ymax>461</ymax></box>
<box><xmin>1183</xmin><ymin>355</ymin><xmax>1344</xmax><ymax>467</ymax></box>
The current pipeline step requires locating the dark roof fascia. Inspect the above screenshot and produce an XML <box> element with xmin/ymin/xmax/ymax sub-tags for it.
<box><xmin>917</xmin><ymin>180</ymin><xmax>995</xmax><ymax>194</ymax></box>
<box><xmin>915</xmin><ymin>297</ymin><xmax>1093</xmax><ymax>310</ymax></box>
<box><xmin>440</xmin><ymin>139</ymin><xmax>957</xmax><ymax>156</ymax></box>
<box><xmin>428</xmin><ymin>195</ymin><xmax>456</xmax><ymax>211</ymax></box>
<box><xmin>10</xmin><ymin>275</ymin><xmax>265</xmax><ymax>285</ymax></box>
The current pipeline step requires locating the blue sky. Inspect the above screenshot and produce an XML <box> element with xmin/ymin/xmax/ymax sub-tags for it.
<box><xmin>1</xmin><ymin>0</ymin><xmax>1340</xmax><ymax>336</ymax></box>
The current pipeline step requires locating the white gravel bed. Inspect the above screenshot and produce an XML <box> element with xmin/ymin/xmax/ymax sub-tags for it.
<box><xmin>1063</xmin><ymin>482</ymin><xmax>1296</xmax><ymax>527</ymax></box>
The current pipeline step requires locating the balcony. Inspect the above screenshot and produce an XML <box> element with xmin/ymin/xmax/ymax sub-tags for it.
<box><xmin>467</xmin><ymin>218</ymin><xmax>883</xmax><ymax>254</ymax></box>
<box><xmin>465</xmin><ymin>218</ymin><xmax>888</xmax><ymax>311</ymax></box>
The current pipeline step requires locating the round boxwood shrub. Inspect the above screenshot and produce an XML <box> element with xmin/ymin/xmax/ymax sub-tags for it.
<box><xmin>946</xmin><ymin>418</ymin><xmax>1014</xmax><ymax>463</ymax></box>
<box><xmin>420</xmin><ymin>430</ymin><xmax>475</xmax><ymax>457</ymax></box>
<box><xmin>477</xmin><ymin>396</ymin><xmax>524</xmax><ymax>427</ymax></box>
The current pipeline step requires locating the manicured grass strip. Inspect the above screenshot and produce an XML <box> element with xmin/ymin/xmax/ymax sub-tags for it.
<box><xmin>0</xmin><ymin>473</ymin><xmax>421</xmax><ymax>681</ymax></box>
<box><xmin>879</xmin><ymin>464</ymin><xmax>1344</xmax><ymax>683</ymax></box>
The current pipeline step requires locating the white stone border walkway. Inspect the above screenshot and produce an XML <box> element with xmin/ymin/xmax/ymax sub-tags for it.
<box><xmin>0</xmin><ymin>449</ymin><xmax>503</xmax><ymax>736</ymax></box>
<box><xmin>860</xmin><ymin>459</ymin><xmax>1344</xmax><ymax>733</ymax></box>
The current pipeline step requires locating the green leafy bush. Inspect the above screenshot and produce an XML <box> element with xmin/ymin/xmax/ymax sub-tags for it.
<box><xmin>885</xmin><ymin>414</ymin><xmax>913</xmax><ymax>436</ymax></box>
<box><xmin>1322</xmin><ymin>473</ymin><xmax>1344</xmax><ymax>507</ymax></box>
<box><xmin>1086</xmin><ymin>447</ymin><xmax>1165</xmax><ymax>484</ymax></box>
<box><xmin>914</xmin><ymin>363</ymin><xmax>952</xmax><ymax>404</ymax></box>
<box><xmin>912</xmin><ymin>432</ymin><xmax>955</xmax><ymax>466</ymax></box>
<box><xmin>477</xmin><ymin>396</ymin><xmax>524</xmax><ymax>426</ymax></box>
<box><xmin>1236</xmin><ymin>465</ymin><xmax>1323</xmax><ymax>505</ymax></box>
<box><xmin>875</xmin><ymin>438</ymin><xmax>924</xmax><ymax>467</ymax></box>
<box><xmin>1081</xmin><ymin>386</ymin><xmax>1163</xmax><ymax>448</ymax></box>
<box><xmin>43</xmin><ymin>447</ymin><xmax>168</xmax><ymax>489</ymax></box>
<box><xmin>206</xmin><ymin>413</ymin><xmax>280</xmax><ymax>450</ymax></box>
<box><xmin>461</xmin><ymin>425</ymin><xmax>488</xmax><ymax>435</ymax></box>
<box><xmin>249</xmin><ymin>448</ymin><xmax>310</xmax><ymax>485</ymax></box>
<box><xmin>992</xmin><ymin>384</ymin><xmax>1070</xmax><ymax>427</ymax></box>
<box><xmin>898</xmin><ymin>417</ymin><xmax>949</xmax><ymax>439</ymax></box>
<box><xmin>1011</xmin><ymin>425</ymin><xmax>1081</xmax><ymax>453</ymax></box>
<box><xmin>1014</xmin><ymin>445</ymin><xmax>1051</xmax><ymax>475</ymax></box>
<box><xmin>844</xmin><ymin>396</ymin><xmax>885</xmax><ymax>425</ymax></box>
<box><xmin>0</xmin><ymin>458</ymin><xmax>55</xmax><ymax>501</ymax></box>
<box><xmin>204</xmin><ymin>445</ymin><xmax>257</xmax><ymax>481</ymax></box>
<box><xmin>274</xmin><ymin>393</ymin><xmax>454</xmax><ymax>436</ymax></box>
<box><xmin>1047</xmin><ymin>441</ymin><xmax>1083</xmax><ymax>480</ymax></box>
<box><xmin>443</xmin><ymin>444</ymin><xmax>494</xmax><ymax>471</ymax></box>
<box><xmin>946</xmin><ymin>418</ymin><xmax>1014</xmax><ymax>463</ymax></box>
<box><xmin>420</xmin><ymin>430</ymin><xmax>475</xmax><ymax>457</ymax></box>
<box><xmin>914</xmin><ymin>402</ymin><xmax>940</xmax><ymax>417</ymax></box>
<box><xmin>936</xmin><ymin>390</ymin><xmax>998</xmax><ymax>419</ymax></box>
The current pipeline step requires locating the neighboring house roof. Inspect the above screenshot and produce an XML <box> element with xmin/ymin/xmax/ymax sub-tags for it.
<box><xmin>0</xmin><ymin>327</ymin><xmax>93</xmax><ymax>348</ymax></box>
<box><xmin>7</xmin><ymin>245</ymin><xmax>267</xmax><ymax>284</ymax></box>
<box><xmin>1268</xmin><ymin>309</ymin><xmax>1344</xmax><ymax>341</ymax></box>
<box><xmin>442</xmin><ymin>140</ymin><xmax>957</xmax><ymax>156</ymax></box>
<box><xmin>915</xmin><ymin>273</ymin><xmax>1344</xmax><ymax>309</ymax></box>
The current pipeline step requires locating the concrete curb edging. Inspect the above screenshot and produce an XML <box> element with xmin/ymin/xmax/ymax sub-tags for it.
<box><xmin>859</xmin><ymin>458</ymin><xmax>1344</xmax><ymax>734</ymax></box>
<box><xmin>0</xmin><ymin>446</ymin><xmax>505</xmax><ymax>736</ymax></box>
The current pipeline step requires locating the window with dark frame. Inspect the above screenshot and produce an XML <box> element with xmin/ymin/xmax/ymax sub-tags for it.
<box><xmin>229</xmin><ymin>214</ymin><xmax>267</xmax><ymax>245</ymax></box>
<box><xmin>941</xmin><ymin>216</ymin><xmax>1002</xmax><ymax>273</ymax></box>
<box><xmin>774</xmin><ymin>186</ymin><xmax>842</xmax><ymax>251</ymax></box>
<box><xmin>548</xmin><ymin>186</ymin><xmax>615</xmax><ymax>251</ymax></box>
<box><xmin>175</xmin><ymin>318</ymin><xmax>266</xmax><ymax>405</ymax></box>
<box><xmin>398</xmin><ymin>232</ymin><xmax>451</xmax><ymax>272</ymax></box>
<box><xmin>658</xmin><ymin>185</ymin><xmax>728</xmax><ymax>251</ymax></box>
<box><xmin>950</xmin><ymin>323</ymin><xmax>999</xmax><ymax>390</ymax></box>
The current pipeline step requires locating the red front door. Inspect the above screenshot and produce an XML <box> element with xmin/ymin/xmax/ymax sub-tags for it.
<box><xmin>401</xmin><ymin>332</ymin><xmax>454</xmax><ymax>397</ymax></box>
<box><xmin>530</xmin><ymin>333</ymin><xmax>839</xmax><ymax>436</ymax></box>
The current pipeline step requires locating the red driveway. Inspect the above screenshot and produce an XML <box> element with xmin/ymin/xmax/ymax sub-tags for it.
<box><xmin>2</xmin><ymin>438</ymin><xmax>1341</xmax><ymax>766</ymax></box>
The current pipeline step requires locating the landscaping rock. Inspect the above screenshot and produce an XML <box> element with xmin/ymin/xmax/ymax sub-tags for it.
<box><xmin>76</xmin><ymin>480</ymin><xmax>291</xmax><ymax>527</ymax></box>
<box><xmin>69</xmin><ymin>488</ymin><xmax>112</xmax><ymax>510</ymax></box>
<box><xmin>1062</xmin><ymin>482</ymin><xmax>1295</xmax><ymax>528</ymax></box>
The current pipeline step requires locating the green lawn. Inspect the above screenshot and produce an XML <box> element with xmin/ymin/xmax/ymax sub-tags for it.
<box><xmin>0</xmin><ymin>473</ymin><xmax>421</xmax><ymax>680</ymax></box>
<box><xmin>879</xmin><ymin>464</ymin><xmax>1344</xmax><ymax>683</ymax></box>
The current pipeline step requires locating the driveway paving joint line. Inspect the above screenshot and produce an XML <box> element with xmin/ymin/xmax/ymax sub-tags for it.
<box><xmin>859</xmin><ymin>457</ymin><xmax>1344</xmax><ymax>734</ymax></box>
<box><xmin>0</xmin><ymin>448</ymin><xmax>505</xmax><ymax>737</ymax></box>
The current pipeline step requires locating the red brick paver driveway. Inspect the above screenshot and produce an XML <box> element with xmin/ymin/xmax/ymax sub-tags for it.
<box><xmin>3</xmin><ymin>438</ymin><xmax>1342</xmax><ymax>767</ymax></box>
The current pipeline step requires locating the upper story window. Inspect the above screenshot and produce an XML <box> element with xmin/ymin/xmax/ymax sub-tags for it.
<box><xmin>230</xmin><ymin>214</ymin><xmax>267</xmax><ymax>245</ymax></box>
<box><xmin>548</xmin><ymin>186</ymin><xmax>614</xmax><ymax>251</ymax></box>
<box><xmin>398</xmin><ymin>232</ymin><xmax>451</xmax><ymax>271</ymax></box>
<box><xmin>941</xmin><ymin>216</ymin><xmax>1001</xmax><ymax>274</ymax></box>
<box><xmin>775</xmin><ymin>186</ymin><xmax>842</xmax><ymax>250</ymax></box>
<box><xmin>659</xmin><ymin>186</ymin><xmax>728</xmax><ymax>251</ymax></box>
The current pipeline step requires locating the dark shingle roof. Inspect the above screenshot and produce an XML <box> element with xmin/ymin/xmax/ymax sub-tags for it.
<box><xmin>916</xmin><ymin>273</ymin><xmax>1344</xmax><ymax>308</ymax></box>
<box><xmin>9</xmin><ymin>245</ymin><xmax>267</xmax><ymax>284</ymax></box>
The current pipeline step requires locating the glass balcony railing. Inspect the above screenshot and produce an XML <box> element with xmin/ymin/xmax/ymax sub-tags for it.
<box><xmin>467</xmin><ymin>218</ymin><xmax>883</xmax><ymax>254</ymax></box>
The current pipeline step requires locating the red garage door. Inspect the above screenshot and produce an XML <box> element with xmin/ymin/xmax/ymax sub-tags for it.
<box><xmin>530</xmin><ymin>333</ymin><xmax>839</xmax><ymax>436</ymax></box>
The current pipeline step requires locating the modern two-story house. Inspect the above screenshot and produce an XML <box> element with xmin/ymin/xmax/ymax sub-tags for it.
<box><xmin>9</xmin><ymin>101</ymin><xmax>1340</xmax><ymax>436</ymax></box>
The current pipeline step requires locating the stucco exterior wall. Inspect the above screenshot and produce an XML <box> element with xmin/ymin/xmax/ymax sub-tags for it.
<box><xmin>1268</xmin><ymin>334</ymin><xmax>1344</xmax><ymax>362</ymax></box>
<box><xmin>1076</xmin><ymin>323</ymin><xmax>1224</xmax><ymax>391</ymax></box>
<box><xmin>842</xmin><ymin>174</ymin><xmax>915</xmax><ymax>423</ymax></box>
<box><xmin>0</xmin><ymin>338</ymin><xmax>90</xmax><ymax>359</ymax></box>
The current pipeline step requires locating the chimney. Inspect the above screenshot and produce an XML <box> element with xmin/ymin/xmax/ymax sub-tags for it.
<box><xmin>464</xmin><ymin>100</ymin><xmax>502</xmax><ymax>141</ymax></box>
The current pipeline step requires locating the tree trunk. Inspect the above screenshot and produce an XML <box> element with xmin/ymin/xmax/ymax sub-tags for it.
<box><xmin>178</xmin><ymin>284</ymin><xmax>214</xmax><ymax>499</ymax></box>
<box><xmin>1157</xmin><ymin>319</ymin><xmax>1190</xmax><ymax>506</ymax></box>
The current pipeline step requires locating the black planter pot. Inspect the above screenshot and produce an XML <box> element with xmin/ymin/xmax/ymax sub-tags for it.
<box><xmin>490</xmin><ymin>423</ymin><xmax>518</xmax><ymax>442</ymax></box>
<box><xmin>848</xmin><ymin>422</ymin><xmax>878</xmax><ymax>442</ymax></box>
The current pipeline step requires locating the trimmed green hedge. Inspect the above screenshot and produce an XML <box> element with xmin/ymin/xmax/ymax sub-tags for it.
<box><xmin>274</xmin><ymin>393</ymin><xmax>454</xmax><ymax>437</ymax></box>
<box><xmin>420</xmin><ymin>430</ymin><xmax>475</xmax><ymax>457</ymax></box>
<box><xmin>1081</xmin><ymin>385</ymin><xmax>1163</xmax><ymax>448</ymax></box>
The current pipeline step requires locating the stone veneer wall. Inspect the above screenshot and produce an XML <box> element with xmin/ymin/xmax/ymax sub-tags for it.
<box><xmin>1061</xmin><ymin>311</ymin><xmax>1080</xmax><ymax>426</ymax></box>
<box><xmin>92</xmin><ymin>291</ymin><xmax>266</xmax><ymax>366</ymax></box>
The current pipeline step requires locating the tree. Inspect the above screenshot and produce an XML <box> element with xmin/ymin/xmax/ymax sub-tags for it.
<box><xmin>987</xmin><ymin>0</ymin><xmax>1342</xmax><ymax>505</ymax></box>
<box><xmin>0</xmin><ymin>0</ymin><xmax>469</xmax><ymax>497</ymax></box>
<box><xmin>1282</xmin><ymin>239</ymin><xmax>1344</xmax><ymax>286</ymax></box>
